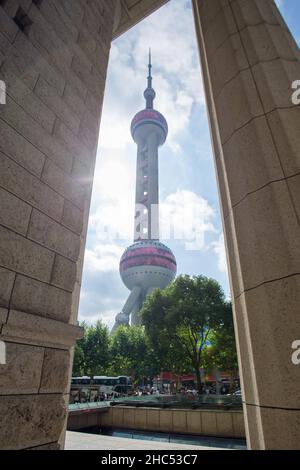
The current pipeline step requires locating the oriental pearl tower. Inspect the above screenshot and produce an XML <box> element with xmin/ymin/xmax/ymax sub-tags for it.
<box><xmin>112</xmin><ymin>52</ymin><xmax>177</xmax><ymax>333</ymax></box>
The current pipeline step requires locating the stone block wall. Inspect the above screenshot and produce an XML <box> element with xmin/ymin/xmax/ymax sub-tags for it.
<box><xmin>68</xmin><ymin>406</ymin><xmax>246</xmax><ymax>440</ymax></box>
<box><xmin>193</xmin><ymin>0</ymin><xmax>300</xmax><ymax>449</ymax></box>
<box><xmin>0</xmin><ymin>0</ymin><xmax>116</xmax><ymax>450</ymax></box>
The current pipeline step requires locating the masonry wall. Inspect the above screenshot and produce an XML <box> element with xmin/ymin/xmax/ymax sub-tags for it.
<box><xmin>193</xmin><ymin>0</ymin><xmax>300</xmax><ymax>449</ymax></box>
<box><xmin>68</xmin><ymin>406</ymin><xmax>246</xmax><ymax>440</ymax></box>
<box><xmin>0</xmin><ymin>0</ymin><xmax>116</xmax><ymax>450</ymax></box>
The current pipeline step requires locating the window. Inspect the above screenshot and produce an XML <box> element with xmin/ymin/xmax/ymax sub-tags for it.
<box><xmin>32</xmin><ymin>0</ymin><xmax>43</xmax><ymax>8</ymax></box>
<box><xmin>13</xmin><ymin>7</ymin><xmax>32</xmax><ymax>34</ymax></box>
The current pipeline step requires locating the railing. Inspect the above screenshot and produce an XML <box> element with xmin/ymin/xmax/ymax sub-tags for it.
<box><xmin>68</xmin><ymin>401</ymin><xmax>110</xmax><ymax>411</ymax></box>
<box><xmin>68</xmin><ymin>394</ymin><xmax>242</xmax><ymax>411</ymax></box>
<box><xmin>109</xmin><ymin>394</ymin><xmax>243</xmax><ymax>410</ymax></box>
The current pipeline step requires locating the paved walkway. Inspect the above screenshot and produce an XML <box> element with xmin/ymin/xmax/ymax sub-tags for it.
<box><xmin>65</xmin><ymin>431</ymin><xmax>222</xmax><ymax>450</ymax></box>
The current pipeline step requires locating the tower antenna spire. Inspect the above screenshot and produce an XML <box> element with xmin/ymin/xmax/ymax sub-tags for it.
<box><xmin>144</xmin><ymin>48</ymin><xmax>155</xmax><ymax>109</ymax></box>
<box><xmin>148</xmin><ymin>48</ymin><xmax>152</xmax><ymax>88</ymax></box>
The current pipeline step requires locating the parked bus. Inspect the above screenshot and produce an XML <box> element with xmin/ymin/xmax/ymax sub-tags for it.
<box><xmin>70</xmin><ymin>375</ymin><xmax>132</xmax><ymax>403</ymax></box>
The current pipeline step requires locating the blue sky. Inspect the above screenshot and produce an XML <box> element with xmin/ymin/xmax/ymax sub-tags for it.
<box><xmin>79</xmin><ymin>0</ymin><xmax>300</xmax><ymax>329</ymax></box>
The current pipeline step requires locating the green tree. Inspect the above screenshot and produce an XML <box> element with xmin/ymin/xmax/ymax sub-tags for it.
<box><xmin>77</xmin><ymin>320</ymin><xmax>110</xmax><ymax>377</ymax></box>
<box><xmin>204</xmin><ymin>303</ymin><xmax>238</xmax><ymax>382</ymax></box>
<box><xmin>72</xmin><ymin>340</ymin><xmax>85</xmax><ymax>376</ymax></box>
<box><xmin>109</xmin><ymin>325</ymin><xmax>160</xmax><ymax>385</ymax></box>
<box><xmin>141</xmin><ymin>275</ymin><xmax>231</xmax><ymax>392</ymax></box>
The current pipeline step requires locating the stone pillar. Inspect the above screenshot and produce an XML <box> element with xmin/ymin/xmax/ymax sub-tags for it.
<box><xmin>0</xmin><ymin>0</ymin><xmax>116</xmax><ymax>449</ymax></box>
<box><xmin>192</xmin><ymin>0</ymin><xmax>300</xmax><ymax>449</ymax></box>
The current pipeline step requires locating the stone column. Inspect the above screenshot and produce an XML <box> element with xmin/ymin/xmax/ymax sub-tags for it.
<box><xmin>0</xmin><ymin>0</ymin><xmax>116</xmax><ymax>449</ymax></box>
<box><xmin>147</xmin><ymin>131</ymin><xmax>159</xmax><ymax>239</ymax></box>
<box><xmin>192</xmin><ymin>0</ymin><xmax>300</xmax><ymax>449</ymax></box>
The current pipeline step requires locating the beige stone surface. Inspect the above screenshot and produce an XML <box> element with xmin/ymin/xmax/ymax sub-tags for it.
<box><xmin>252</xmin><ymin>58</ymin><xmax>300</xmax><ymax>113</ymax></box>
<box><xmin>0</xmin><ymin>95</ymin><xmax>73</xmax><ymax>173</ymax></box>
<box><xmin>53</xmin><ymin>118</ymin><xmax>92</xmax><ymax>165</ymax></box>
<box><xmin>202</xmin><ymin>4</ymin><xmax>237</xmax><ymax>60</ymax></box>
<box><xmin>0</xmin><ymin>267</ymin><xmax>15</xmax><ymax>308</ymax></box>
<box><xmin>112</xmin><ymin>407</ymin><xmax>124</xmax><ymax>427</ymax></box>
<box><xmin>245</xmin><ymin>405</ymin><xmax>300</xmax><ymax>450</ymax></box>
<box><xmin>172</xmin><ymin>409</ymin><xmax>187</xmax><ymax>433</ymax></box>
<box><xmin>232</xmin><ymin>412</ymin><xmax>246</xmax><ymax>440</ymax></box>
<box><xmin>0</xmin><ymin>8</ymin><xmax>18</xmax><ymax>43</ymax></box>
<box><xmin>225</xmin><ymin>180</ymin><xmax>300</xmax><ymax>295</ymax></box>
<box><xmin>34</xmin><ymin>76</ymin><xmax>80</xmax><ymax>134</ymax></box>
<box><xmin>194</xmin><ymin>0</ymin><xmax>300</xmax><ymax>449</ymax></box>
<box><xmin>11</xmin><ymin>274</ymin><xmax>72</xmax><ymax>322</ymax></box>
<box><xmin>0</xmin><ymin>186</ymin><xmax>32</xmax><ymax>235</ymax></box>
<box><xmin>221</xmin><ymin>116</ymin><xmax>284</xmax><ymax>210</ymax></box>
<box><xmin>2</xmin><ymin>62</ymin><xmax>56</xmax><ymax>134</ymax></box>
<box><xmin>41</xmin><ymin>159</ymin><xmax>85</xmax><ymax>211</ymax></box>
<box><xmin>40</xmin><ymin>349</ymin><xmax>71</xmax><ymax>394</ymax></box>
<box><xmin>123</xmin><ymin>407</ymin><xmax>135</xmax><ymax>428</ymax></box>
<box><xmin>134</xmin><ymin>408</ymin><xmax>147</xmax><ymax>430</ymax></box>
<box><xmin>61</xmin><ymin>200</ymin><xmax>84</xmax><ymax>235</ymax></box>
<box><xmin>12</xmin><ymin>29</ymin><xmax>65</xmax><ymax>95</ymax></box>
<box><xmin>216</xmin><ymin>68</ymin><xmax>264</xmax><ymax>144</ymax></box>
<box><xmin>0</xmin><ymin>0</ymin><xmax>114</xmax><ymax>451</ymax></box>
<box><xmin>0</xmin><ymin>394</ymin><xmax>66</xmax><ymax>450</ymax></box>
<box><xmin>2</xmin><ymin>309</ymin><xmax>83</xmax><ymax>349</ymax></box>
<box><xmin>0</xmin><ymin>342</ymin><xmax>44</xmax><ymax>395</ymax></box>
<box><xmin>0</xmin><ymin>307</ymin><xmax>8</xmax><ymax>324</ymax></box>
<box><xmin>208</xmin><ymin>32</ymin><xmax>248</xmax><ymax>97</ymax></box>
<box><xmin>267</xmin><ymin>106</ymin><xmax>300</xmax><ymax>178</ymax></box>
<box><xmin>0</xmin><ymin>151</ymin><xmax>64</xmax><ymax>222</ymax></box>
<box><xmin>0</xmin><ymin>118</ymin><xmax>45</xmax><ymax>176</ymax></box>
<box><xmin>231</xmin><ymin>0</ymin><xmax>280</xmax><ymax>29</ymax></box>
<box><xmin>99</xmin><ymin>409</ymin><xmax>113</xmax><ymax>428</ymax></box>
<box><xmin>240</xmin><ymin>23</ymin><xmax>296</xmax><ymax>66</ymax></box>
<box><xmin>94</xmin><ymin>406</ymin><xmax>244</xmax><ymax>439</ymax></box>
<box><xmin>216</xmin><ymin>411</ymin><xmax>234</xmax><ymax>437</ymax></box>
<box><xmin>235</xmin><ymin>275</ymin><xmax>300</xmax><ymax>409</ymax></box>
<box><xmin>51</xmin><ymin>255</ymin><xmax>77</xmax><ymax>293</ymax></box>
<box><xmin>146</xmin><ymin>408</ymin><xmax>160</xmax><ymax>429</ymax></box>
<box><xmin>201</xmin><ymin>411</ymin><xmax>217</xmax><ymax>436</ymax></box>
<box><xmin>159</xmin><ymin>409</ymin><xmax>173</xmax><ymax>432</ymax></box>
<box><xmin>27</xmin><ymin>209</ymin><xmax>80</xmax><ymax>261</ymax></box>
<box><xmin>1</xmin><ymin>0</ymin><xmax>30</xmax><ymax>18</ymax></box>
<box><xmin>187</xmin><ymin>410</ymin><xmax>202</xmax><ymax>434</ymax></box>
<box><xmin>0</xmin><ymin>225</ymin><xmax>55</xmax><ymax>283</ymax></box>
<box><xmin>287</xmin><ymin>173</ymin><xmax>300</xmax><ymax>222</ymax></box>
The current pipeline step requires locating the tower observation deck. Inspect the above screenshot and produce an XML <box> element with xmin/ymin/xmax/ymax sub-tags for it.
<box><xmin>112</xmin><ymin>52</ymin><xmax>177</xmax><ymax>332</ymax></box>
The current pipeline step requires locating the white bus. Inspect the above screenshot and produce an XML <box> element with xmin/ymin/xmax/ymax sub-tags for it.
<box><xmin>70</xmin><ymin>376</ymin><xmax>132</xmax><ymax>402</ymax></box>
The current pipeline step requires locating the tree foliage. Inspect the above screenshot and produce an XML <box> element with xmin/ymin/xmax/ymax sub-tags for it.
<box><xmin>141</xmin><ymin>275</ymin><xmax>234</xmax><ymax>391</ymax></box>
<box><xmin>109</xmin><ymin>325</ymin><xmax>160</xmax><ymax>384</ymax></box>
<box><xmin>72</xmin><ymin>276</ymin><xmax>238</xmax><ymax>390</ymax></box>
<box><xmin>73</xmin><ymin>321</ymin><xmax>110</xmax><ymax>377</ymax></box>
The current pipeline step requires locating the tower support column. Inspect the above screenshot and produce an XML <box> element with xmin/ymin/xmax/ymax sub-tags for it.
<box><xmin>193</xmin><ymin>0</ymin><xmax>300</xmax><ymax>449</ymax></box>
<box><xmin>147</xmin><ymin>132</ymin><xmax>159</xmax><ymax>239</ymax></box>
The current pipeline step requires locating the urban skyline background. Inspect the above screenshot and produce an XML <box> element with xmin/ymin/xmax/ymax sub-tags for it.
<box><xmin>79</xmin><ymin>0</ymin><xmax>300</xmax><ymax>329</ymax></box>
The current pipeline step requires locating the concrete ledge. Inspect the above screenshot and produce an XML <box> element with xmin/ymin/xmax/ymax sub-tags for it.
<box><xmin>1</xmin><ymin>309</ymin><xmax>83</xmax><ymax>349</ymax></box>
<box><xmin>67</xmin><ymin>406</ymin><xmax>246</xmax><ymax>439</ymax></box>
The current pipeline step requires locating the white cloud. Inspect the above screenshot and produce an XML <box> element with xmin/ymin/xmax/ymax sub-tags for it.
<box><xmin>160</xmin><ymin>189</ymin><xmax>216</xmax><ymax>250</ymax></box>
<box><xmin>211</xmin><ymin>234</ymin><xmax>228</xmax><ymax>274</ymax></box>
<box><xmin>98</xmin><ymin>0</ymin><xmax>204</xmax><ymax>153</ymax></box>
<box><xmin>83</xmin><ymin>244</ymin><xmax>124</xmax><ymax>273</ymax></box>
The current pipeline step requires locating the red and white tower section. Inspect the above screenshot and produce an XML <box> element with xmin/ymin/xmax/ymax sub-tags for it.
<box><xmin>112</xmin><ymin>53</ymin><xmax>177</xmax><ymax>332</ymax></box>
